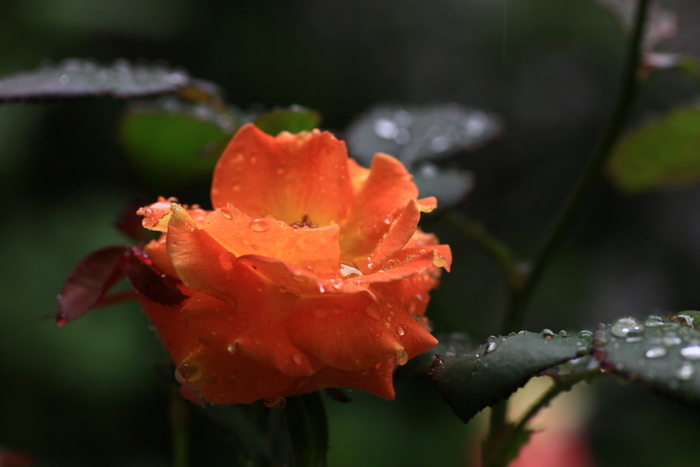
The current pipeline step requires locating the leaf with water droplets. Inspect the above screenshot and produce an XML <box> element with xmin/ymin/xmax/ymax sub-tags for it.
<box><xmin>394</xmin><ymin>332</ymin><xmax>472</xmax><ymax>380</ymax></box>
<box><xmin>431</xmin><ymin>331</ymin><xmax>592</xmax><ymax>423</ymax></box>
<box><xmin>0</xmin><ymin>58</ymin><xmax>194</xmax><ymax>102</ymax></box>
<box><xmin>253</xmin><ymin>106</ymin><xmax>321</xmax><ymax>135</ymax></box>
<box><xmin>607</xmin><ymin>106</ymin><xmax>700</xmax><ymax>194</ymax></box>
<box><xmin>345</xmin><ymin>103</ymin><xmax>501</xmax><ymax>167</ymax></box>
<box><xmin>120</xmin><ymin>97</ymin><xmax>238</xmax><ymax>191</ymax></box>
<box><xmin>593</xmin><ymin>315</ymin><xmax>700</xmax><ymax>408</ymax></box>
<box><xmin>56</xmin><ymin>246</ymin><xmax>129</xmax><ymax>326</ymax></box>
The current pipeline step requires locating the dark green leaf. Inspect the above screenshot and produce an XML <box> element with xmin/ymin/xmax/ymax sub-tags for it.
<box><xmin>431</xmin><ymin>331</ymin><xmax>592</xmax><ymax>423</ymax></box>
<box><xmin>120</xmin><ymin>99</ymin><xmax>237</xmax><ymax>190</ymax></box>
<box><xmin>395</xmin><ymin>332</ymin><xmax>472</xmax><ymax>380</ymax></box>
<box><xmin>593</xmin><ymin>315</ymin><xmax>700</xmax><ymax>407</ymax></box>
<box><xmin>345</xmin><ymin>104</ymin><xmax>501</xmax><ymax>167</ymax></box>
<box><xmin>607</xmin><ymin>106</ymin><xmax>700</xmax><ymax>194</ymax></box>
<box><xmin>284</xmin><ymin>392</ymin><xmax>328</xmax><ymax>467</ymax></box>
<box><xmin>413</xmin><ymin>164</ymin><xmax>474</xmax><ymax>208</ymax></box>
<box><xmin>0</xmin><ymin>58</ymin><xmax>192</xmax><ymax>102</ymax></box>
<box><xmin>253</xmin><ymin>107</ymin><xmax>321</xmax><ymax>135</ymax></box>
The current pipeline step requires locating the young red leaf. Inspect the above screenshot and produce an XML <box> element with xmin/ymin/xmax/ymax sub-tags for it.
<box><xmin>122</xmin><ymin>249</ymin><xmax>187</xmax><ymax>306</ymax></box>
<box><xmin>56</xmin><ymin>246</ymin><xmax>129</xmax><ymax>326</ymax></box>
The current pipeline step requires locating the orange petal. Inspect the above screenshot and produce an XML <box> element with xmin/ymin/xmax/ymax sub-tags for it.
<box><xmin>287</xmin><ymin>294</ymin><xmax>403</xmax><ymax>371</ymax></box>
<box><xmin>199</xmin><ymin>203</ymin><xmax>341</xmax><ymax>276</ymax></box>
<box><xmin>352</xmin><ymin>200</ymin><xmax>421</xmax><ymax>272</ymax></box>
<box><xmin>181</xmin><ymin>292</ymin><xmax>323</xmax><ymax>378</ymax></box>
<box><xmin>211</xmin><ymin>123</ymin><xmax>353</xmax><ymax>226</ymax></box>
<box><xmin>296</xmin><ymin>358</ymin><xmax>397</xmax><ymax>400</ymax></box>
<box><xmin>340</xmin><ymin>153</ymin><xmax>421</xmax><ymax>257</ymax></box>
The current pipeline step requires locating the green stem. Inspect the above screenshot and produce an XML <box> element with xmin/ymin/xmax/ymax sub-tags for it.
<box><xmin>169</xmin><ymin>390</ymin><xmax>191</xmax><ymax>467</ymax></box>
<box><xmin>502</xmin><ymin>0</ymin><xmax>651</xmax><ymax>334</ymax></box>
<box><xmin>512</xmin><ymin>369</ymin><xmax>601</xmax><ymax>437</ymax></box>
<box><xmin>483</xmin><ymin>1</ymin><xmax>652</xmax><ymax>465</ymax></box>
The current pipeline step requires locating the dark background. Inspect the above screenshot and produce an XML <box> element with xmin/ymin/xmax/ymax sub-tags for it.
<box><xmin>2</xmin><ymin>0</ymin><xmax>700</xmax><ymax>465</ymax></box>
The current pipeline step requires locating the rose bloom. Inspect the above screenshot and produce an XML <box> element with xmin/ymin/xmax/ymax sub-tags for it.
<box><xmin>136</xmin><ymin>123</ymin><xmax>451</xmax><ymax>405</ymax></box>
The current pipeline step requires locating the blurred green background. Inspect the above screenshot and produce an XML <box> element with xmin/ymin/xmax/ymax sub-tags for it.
<box><xmin>2</xmin><ymin>0</ymin><xmax>700</xmax><ymax>465</ymax></box>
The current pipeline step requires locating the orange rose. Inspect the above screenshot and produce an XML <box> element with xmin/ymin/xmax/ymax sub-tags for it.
<box><xmin>137</xmin><ymin>123</ymin><xmax>451</xmax><ymax>405</ymax></box>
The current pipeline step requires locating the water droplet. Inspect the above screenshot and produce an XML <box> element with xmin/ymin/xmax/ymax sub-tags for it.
<box><xmin>675</xmin><ymin>362</ymin><xmax>695</xmax><ymax>381</ymax></box>
<box><xmin>220</xmin><ymin>206</ymin><xmax>233</xmax><ymax>219</ymax></box>
<box><xmin>314</xmin><ymin>308</ymin><xmax>327</xmax><ymax>318</ymax></box>
<box><xmin>680</xmin><ymin>345</ymin><xmax>700</xmax><ymax>360</ymax></box>
<box><xmin>366</xmin><ymin>304</ymin><xmax>381</xmax><ymax>320</ymax></box>
<box><xmin>175</xmin><ymin>362</ymin><xmax>202</xmax><ymax>383</ymax></box>
<box><xmin>558</xmin><ymin>330</ymin><xmax>569</xmax><ymax>338</ymax></box>
<box><xmin>250</xmin><ymin>218</ymin><xmax>270</xmax><ymax>232</ymax></box>
<box><xmin>264</xmin><ymin>397</ymin><xmax>286</xmax><ymax>409</ymax></box>
<box><xmin>395</xmin><ymin>349</ymin><xmax>409</xmax><ymax>366</ymax></box>
<box><xmin>626</xmin><ymin>336</ymin><xmax>643</xmax><ymax>343</ymax></box>
<box><xmin>218</xmin><ymin>252</ymin><xmax>235</xmax><ymax>270</ymax></box>
<box><xmin>485</xmin><ymin>341</ymin><xmax>499</xmax><ymax>354</ymax></box>
<box><xmin>383</xmin><ymin>259</ymin><xmax>400</xmax><ymax>270</ymax></box>
<box><xmin>340</xmin><ymin>263</ymin><xmax>363</xmax><ymax>277</ymax></box>
<box><xmin>227</xmin><ymin>342</ymin><xmax>237</xmax><ymax>354</ymax></box>
<box><xmin>662</xmin><ymin>335</ymin><xmax>682</xmax><ymax>347</ymax></box>
<box><xmin>397</xmin><ymin>326</ymin><xmax>405</xmax><ymax>336</ymax></box>
<box><xmin>644</xmin><ymin>315</ymin><xmax>666</xmax><ymax>327</ymax></box>
<box><xmin>292</xmin><ymin>354</ymin><xmax>304</xmax><ymax>365</ymax></box>
<box><xmin>256</xmin><ymin>283</ymin><xmax>264</xmax><ymax>292</ymax></box>
<box><xmin>541</xmin><ymin>329</ymin><xmax>556</xmax><ymax>338</ymax></box>
<box><xmin>645</xmin><ymin>347</ymin><xmax>667</xmax><ymax>359</ymax></box>
<box><xmin>432</xmin><ymin>250</ymin><xmax>448</xmax><ymax>268</ymax></box>
<box><xmin>611</xmin><ymin>317</ymin><xmax>645</xmax><ymax>338</ymax></box>
<box><xmin>58</xmin><ymin>74</ymin><xmax>69</xmax><ymax>85</ymax></box>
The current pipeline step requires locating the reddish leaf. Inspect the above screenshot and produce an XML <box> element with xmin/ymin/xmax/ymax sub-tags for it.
<box><xmin>56</xmin><ymin>246</ymin><xmax>128</xmax><ymax>326</ymax></box>
<box><xmin>123</xmin><ymin>249</ymin><xmax>187</xmax><ymax>306</ymax></box>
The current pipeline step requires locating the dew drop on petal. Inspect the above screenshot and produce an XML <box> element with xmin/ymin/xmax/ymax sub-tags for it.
<box><xmin>366</xmin><ymin>304</ymin><xmax>381</xmax><ymax>320</ymax></box>
<box><xmin>227</xmin><ymin>342</ymin><xmax>237</xmax><ymax>354</ymax></box>
<box><xmin>397</xmin><ymin>326</ymin><xmax>405</xmax><ymax>337</ymax></box>
<box><xmin>432</xmin><ymin>249</ymin><xmax>448</xmax><ymax>268</ymax></box>
<box><xmin>395</xmin><ymin>348</ymin><xmax>409</xmax><ymax>366</ymax></box>
<box><xmin>250</xmin><ymin>218</ymin><xmax>270</xmax><ymax>232</ymax></box>
<box><xmin>340</xmin><ymin>263</ymin><xmax>364</xmax><ymax>277</ymax></box>
<box><xmin>218</xmin><ymin>252</ymin><xmax>235</xmax><ymax>270</ymax></box>
<box><xmin>175</xmin><ymin>362</ymin><xmax>202</xmax><ymax>383</ymax></box>
<box><xmin>292</xmin><ymin>353</ymin><xmax>304</xmax><ymax>365</ymax></box>
<box><xmin>220</xmin><ymin>206</ymin><xmax>233</xmax><ymax>219</ymax></box>
<box><xmin>314</xmin><ymin>307</ymin><xmax>327</xmax><ymax>318</ymax></box>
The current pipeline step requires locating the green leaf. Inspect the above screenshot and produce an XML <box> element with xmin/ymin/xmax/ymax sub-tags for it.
<box><xmin>0</xmin><ymin>58</ymin><xmax>193</xmax><ymax>102</ymax></box>
<box><xmin>593</xmin><ymin>315</ymin><xmax>700</xmax><ymax>407</ymax></box>
<box><xmin>284</xmin><ymin>392</ymin><xmax>328</xmax><ymax>467</ymax></box>
<box><xmin>431</xmin><ymin>331</ymin><xmax>592</xmax><ymax>423</ymax></box>
<box><xmin>607</xmin><ymin>106</ymin><xmax>700</xmax><ymax>193</ymax></box>
<box><xmin>120</xmin><ymin>99</ymin><xmax>237</xmax><ymax>191</ymax></box>
<box><xmin>395</xmin><ymin>332</ymin><xmax>472</xmax><ymax>380</ymax></box>
<box><xmin>253</xmin><ymin>107</ymin><xmax>321</xmax><ymax>135</ymax></box>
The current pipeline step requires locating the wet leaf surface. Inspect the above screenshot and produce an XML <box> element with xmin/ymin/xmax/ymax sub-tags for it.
<box><xmin>593</xmin><ymin>315</ymin><xmax>700</xmax><ymax>407</ymax></box>
<box><xmin>431</xmin><ymin>331</ymin><xmax>593</xmax><ymax>422</ymax></box>
<box><xmin>345</xmin><ymin>103</ymin><xmax>501</xmax><ymax>167</ymax></box>
<box><xmin>0</xmin><ymin>58</ymin><xmax>193</xmax><ymax>102</ymax></box>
